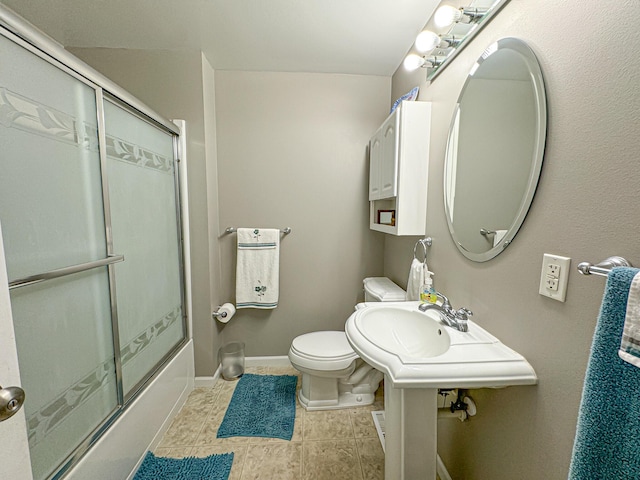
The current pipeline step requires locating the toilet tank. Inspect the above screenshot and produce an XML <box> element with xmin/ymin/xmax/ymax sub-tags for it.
<box><xmin>363</xmin><ymin>277</ymin><xmax>406</xmax><ymax>302</ymax></box>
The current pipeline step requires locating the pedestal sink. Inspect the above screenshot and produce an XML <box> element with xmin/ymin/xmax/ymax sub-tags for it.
<box><xmin>344</xmin><ymin>301</ymin><xmax>537</xmax><ymax>479</ymax></box>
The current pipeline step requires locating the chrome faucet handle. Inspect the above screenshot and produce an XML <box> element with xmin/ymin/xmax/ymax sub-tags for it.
<box><xmin>455</xmin><ymin>308</ymin><xmax>473</xmax><ymax>320</ymax></box>
<box><xmin>454</xmin><ymin>308</ymin><xmax>472</xmax><ymax>332</ymax></box>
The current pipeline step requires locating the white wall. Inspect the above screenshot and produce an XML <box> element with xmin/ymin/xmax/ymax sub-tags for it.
<box><xmin>387</xmin><ymin>0</ymin><xmax>640</xmax><ymax>478</ymax></box>
<box><xmin>214</xmin><ymin>71</ymin><xmax>389</xmax><ymax>355</ymax></box>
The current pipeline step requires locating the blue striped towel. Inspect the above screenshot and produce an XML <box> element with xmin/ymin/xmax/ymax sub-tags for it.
<box><xmin>569</xmin><ymin>267</ymin><xmax>640</xmax><ymax>479</ymax></box>
<box><xmin>235</xmin><ymin>228</ymin><xmax>279</xmax><ymax>309</ymax></box>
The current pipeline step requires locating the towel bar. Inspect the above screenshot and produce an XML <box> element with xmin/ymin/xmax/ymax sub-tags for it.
<box><xmin>225</xmin><ymin>227</ymin><xmax>291</xmax><ymax>235</ymax></box>
<box><xmin>577</xmin><ymin>256</ymin><xmax>633</xmax><ymax>277</ymax></box>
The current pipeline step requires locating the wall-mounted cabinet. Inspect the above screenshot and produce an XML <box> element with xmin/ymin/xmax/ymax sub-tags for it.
<box><xmin>369</xmin><ymin>101</ymin><xmax>431</xmax><ymax>235</ymax></box>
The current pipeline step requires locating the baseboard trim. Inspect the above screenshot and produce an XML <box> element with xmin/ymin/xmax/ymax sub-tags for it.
<box><xmin>195</xmin><ymin>355</ymin><xmax>292</xmax><ymax>387</ymax></box>
<box><xmin>245</xmin><ymin>355</ymin><xmax>291</xmax><ymax>367</ymax></box>
<box><xmin>195</xmin><ymin>365</ymin><xmax>221</xmax><ymax>388</ymax></box>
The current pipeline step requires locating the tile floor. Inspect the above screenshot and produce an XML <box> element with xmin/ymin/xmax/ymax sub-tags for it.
<box><xmin>154</xmin><ymin>365</ymin><xmax>385</xmax><ymax>479</ymax></box>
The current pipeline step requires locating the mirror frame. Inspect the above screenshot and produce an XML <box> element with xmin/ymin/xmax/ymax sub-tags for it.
<box><xmin>443</xmin><ymin>37</ymin><xmax>547</xmax><ymax>262</ymax></box>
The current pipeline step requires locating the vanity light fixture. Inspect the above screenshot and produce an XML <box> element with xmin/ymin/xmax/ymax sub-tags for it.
<box><xmin>403</xmin><ymin>0</ymin><xmax>511</xmax><ymax>81</ymax></box>
<box><xmin>415</xmin><ymin>30</ymin><xmax>464</xmax><ymax>52</ymax></box>
<box><xmin>440</xmin><ymin>34</ymin><xmax>465</xmax><ymax>48</ymax></box>
<box><xmin>403</xmin><ymin>54</ymin><xmax>446</xmax><ymax>72</ymax></box>
<box><xmin>433</xmin><ymin>5</ymin><xmax>488</xmax><ymax>29</ymax></box>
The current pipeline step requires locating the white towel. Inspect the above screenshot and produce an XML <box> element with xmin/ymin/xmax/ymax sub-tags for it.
<box><xmin>406</xmin><ymin>258</ymin><xmax>427</xmax><ymax>301</ymax></box>
<box><xmin>236</xmin><ymin>228</ymin><xmax>280</xmax><ymax>309</ymax></box>
<box><xmin>619</xmin><ymin>270</ymin><xmax>640</xmax><ymax>367</ymax></box>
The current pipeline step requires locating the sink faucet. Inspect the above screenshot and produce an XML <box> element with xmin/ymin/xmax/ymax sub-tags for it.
<box><xmin>418</xmin><ymin>291</ymin><xmax>472</xmax><ymax>332</ymax></box>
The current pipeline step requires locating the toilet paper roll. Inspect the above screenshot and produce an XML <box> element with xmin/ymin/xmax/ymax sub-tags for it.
<box><xmin>215</xmin><ymin>303</ymin><xmax>236</xmax><ymax>323</ymax></box>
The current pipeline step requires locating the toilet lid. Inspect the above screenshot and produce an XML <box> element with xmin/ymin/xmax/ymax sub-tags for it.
<box><xmin>289</xmin><ymin>331</ymin><xmax>358</xmax><ymax>371</ymax></box>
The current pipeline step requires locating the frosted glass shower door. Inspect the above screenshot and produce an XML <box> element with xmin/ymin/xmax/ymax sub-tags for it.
<box><xmin>103</xmin><ymin>100</ymin><xmax>184</xmax><ymax>397</ymax></box>
<box><xmin>0</xmin><ymin>36</ymin><xmax>118</xmax><ymax>480</ymax></box>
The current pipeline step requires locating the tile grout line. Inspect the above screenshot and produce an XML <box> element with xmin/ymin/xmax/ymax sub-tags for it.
<box><xmin>353</xmin><ymin>435</ymin><xmax>368</xmax><ymax>480</ymax></box>
<box><xmin>191</xmin><ymin>386</ymin><xmax>224</xmax><ymax>450</ymax></box>
<box><xmin>235</xmin><ymin>445</ymin><xmax>247</xmax><ymax>480</ymax></box>
<box><xmin>348</xmin><ymin>410</ymin><xmax>367</xmax><ymax>480</ymax></box>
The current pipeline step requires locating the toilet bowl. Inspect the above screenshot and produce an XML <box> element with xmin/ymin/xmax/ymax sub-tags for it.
<box><xmin>288</xmin><ymin>277</ymin><xmax>406</xmax><ymax>410</ymax></box>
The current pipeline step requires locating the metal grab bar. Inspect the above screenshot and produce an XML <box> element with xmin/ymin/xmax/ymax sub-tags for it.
<box><xmin>9</xmin><ymin>254</ymin><xmax>125</xmax><ymax>290</ymax></box>
<box><xmin>577</xmin><ymin>256</ymin><xmax>632</xmax><ymax>277</ymax></box>
<box><xmin>225</xmin><ymin>227</ymin><xmax>292</xmax><ymax>235</ymax></box>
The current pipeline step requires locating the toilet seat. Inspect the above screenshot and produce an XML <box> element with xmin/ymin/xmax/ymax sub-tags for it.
<box><xmin>289</xmin><ymin>331</ymin><xmax>357</xmax><ymax>371</ymax></box>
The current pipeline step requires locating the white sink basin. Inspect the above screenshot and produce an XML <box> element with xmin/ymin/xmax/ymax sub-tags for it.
<box><xmin>356</xmin><ymin>306</ymin><xmax>451</xmax><ymax>361</ymax></box>
<box><xmin>345</xmin><ymin>301</ymin><xmax>537</xmax><ymax>389</ymax></box>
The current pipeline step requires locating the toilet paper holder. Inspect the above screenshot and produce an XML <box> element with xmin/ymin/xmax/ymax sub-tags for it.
<box><xmin>212</xmin><ymin>303</ymin><xmax>236</xmax><ymax>323</ymax></box>
<box><xmin>212</xmin><ymin>309</ymin><xmax>228</xmax><ymax>320</ymax></box>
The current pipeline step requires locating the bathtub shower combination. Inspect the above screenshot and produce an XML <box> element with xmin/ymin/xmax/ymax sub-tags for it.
<box><xmin>0</xmin><ymin>8</ymin><xmax>187</xmax><ymax>480</ymax></box>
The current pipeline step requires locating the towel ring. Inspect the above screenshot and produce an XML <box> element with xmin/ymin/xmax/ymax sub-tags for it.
<box><xmin>413</xmin><ymin>237</ymin><xmax>432</xmax><ymax>265</ymax></box>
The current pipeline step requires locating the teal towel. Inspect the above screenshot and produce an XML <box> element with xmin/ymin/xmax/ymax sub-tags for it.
<box><xmin>569</xmin><ymin>267</ymin><xmax>640</xmax><ymax>479</ymax></box>
<box><xmin>619</xmin><ymin>270</ymin><xmax>640</xmax><ymax>366</ymax></box>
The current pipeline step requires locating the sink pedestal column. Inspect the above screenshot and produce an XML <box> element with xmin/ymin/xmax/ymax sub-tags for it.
<box><xmin>384</xmin><ymin>375</ymin><xmax>438</xmax><ymax>479</ymax></box>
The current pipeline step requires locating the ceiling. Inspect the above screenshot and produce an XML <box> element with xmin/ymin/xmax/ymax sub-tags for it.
<box><xmin>0</xmin><ymin>0</ymin><xmax>439</xmax><ymax>76</ymax></box>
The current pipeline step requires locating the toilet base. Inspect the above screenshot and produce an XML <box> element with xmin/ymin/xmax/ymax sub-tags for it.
<box><xmin>295</xmin><ymin>364</ymin><xmax>383</xmax><ymax>411</ymax></box>
<box><xmin>298</xmin><ymin>387</ymin><xmax>375</xmax><ymax>411</ymax></box>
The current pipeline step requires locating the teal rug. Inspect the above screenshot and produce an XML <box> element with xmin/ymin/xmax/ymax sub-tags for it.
<box><xmin>217</xmin><ymin>373</ymin><xmax>297</xmax><ymax>440</ymax></box>
<box><xmin>133</xmin><ymin>452</ymin><xmax>233</xmax><ymax>480</ymax></box>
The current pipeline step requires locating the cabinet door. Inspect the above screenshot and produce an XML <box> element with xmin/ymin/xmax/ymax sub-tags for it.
<box><xmin>369</xmin><ymin>133</ymin><xmax>382</xmax><ymax>200</ymax></box>
<box><xmin>380</xmin><ymin>112</ymin><xmax>399</xmax><ymax>199</ymax></box>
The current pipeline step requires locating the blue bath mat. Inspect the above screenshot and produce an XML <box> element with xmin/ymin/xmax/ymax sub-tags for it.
<box><xmin>133</xmin><ymin>451</ymin><xmax>233</xmax><ymax>480</ymax></box>
<box><xmin>217</xmin><ymin>373</ymin><xmax>297</xmax><ymax>440</ymax></box>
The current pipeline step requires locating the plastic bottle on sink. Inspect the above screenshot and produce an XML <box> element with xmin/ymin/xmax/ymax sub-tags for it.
<box><xmin>420</xmin><ymin>271</ymin><xmax>437</xmax><ymax>304</ymax></box>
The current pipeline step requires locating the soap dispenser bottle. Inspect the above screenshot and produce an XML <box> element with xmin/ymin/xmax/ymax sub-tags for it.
<box><xmin>420</xmin><ymin>271</ymin><xmax>437</xmax><ymax>304</ymax></box>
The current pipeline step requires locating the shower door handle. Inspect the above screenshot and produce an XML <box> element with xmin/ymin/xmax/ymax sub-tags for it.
<box><xmin>8</xmin><ymin>254</ymin><xmax>125</xmax><ymax>290</ymax></box>
<box><xmin>0</xmin><ymin>385</ymin><xmax>25</xmax><ymax>422</ymax></box>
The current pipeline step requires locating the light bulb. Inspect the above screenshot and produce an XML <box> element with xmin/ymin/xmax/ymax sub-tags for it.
<box><xmin>415</xmin><ymin>30</ymin><xmax>440</xmax><ymax>53</ymax></box>
<box><xmin>434</xmin><ymin>5</ymin><xmax>463</xmax><ymax>28</ymax></box>
<box><xmin>403</xmin><ymin>54</ymin><xmax>426</xmax><ymax>71</ymax></box>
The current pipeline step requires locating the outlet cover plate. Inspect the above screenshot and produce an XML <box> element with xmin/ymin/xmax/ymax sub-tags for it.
<box><xmin>539</xmin><ymin>254</ymin><xmax>571</xmax><ymax>302</ymax></box>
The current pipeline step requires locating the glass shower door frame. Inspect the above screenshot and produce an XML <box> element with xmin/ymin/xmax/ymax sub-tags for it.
<box><xmin>103</xmin><ymin>92</ymin><xmax>188</xmax><ymax>404</ymax></box>
<box><xmin>0</xmin><ymin>15</ymin><xmax>188</xmax><ymax>480</ymax></box>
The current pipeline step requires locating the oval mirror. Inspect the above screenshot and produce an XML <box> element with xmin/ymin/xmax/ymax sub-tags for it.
<box><xmin>444</xmin><ymin>37</ymin><xmax>546</xmax><ymax>262</ymax></box>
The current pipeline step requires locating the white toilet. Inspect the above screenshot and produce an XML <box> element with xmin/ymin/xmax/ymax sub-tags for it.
<box><xmin>288</xmin><ymin>277</ymin><xmax>406</xmax><ymax>410</ymax></box>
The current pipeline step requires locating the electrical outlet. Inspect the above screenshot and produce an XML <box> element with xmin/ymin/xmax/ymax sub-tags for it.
<box><xmin>539</xmin><ymin>254</ymin><xmax>571</xmax><ymax>302</ymax></box>
<box><xmin>546</xmin><ymin>263</ymin><xmax>560</xmax><ymax>277</ymax></box>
